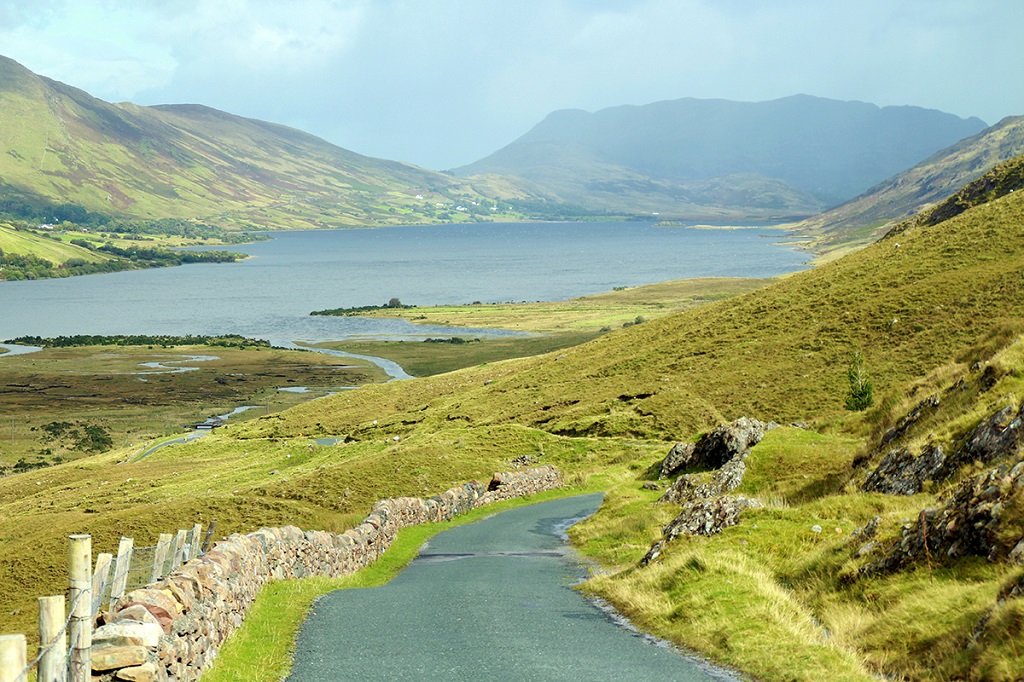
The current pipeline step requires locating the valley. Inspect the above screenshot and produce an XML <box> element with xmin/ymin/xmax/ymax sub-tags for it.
<box><xmin>2</xmin><ymin>37</ymin><xmax>1024</xmax><ymax>682</ymax></box>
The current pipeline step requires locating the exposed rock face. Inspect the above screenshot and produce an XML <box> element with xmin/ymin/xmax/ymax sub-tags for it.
<box><xmin>658</xmin><ymin>417</ymin><xmax>767</xmax><ymax>479</ymax></box>
<box><xmin>863</xmin><ymin>403</ymin><xmax>1024</xmax><ymax>495</ymax></box>
<box><xmin>642</xmin><ymin>418</ymin><xmax>768</xmax><ymax>566</ymax></box>
<box><xmin>89</xmin><ymin>466</ymin><xmax>564</xmax><ymax>682</ymax></box>
<box><xmin>862</xmin><ymin>444</ymin><xmax>946</xmax><ymax>495</ymax></box>
<box><xmin>659</xmin><ymin>442</ymin><xmax>695</xmax><ymax>479</ymax></box>
<box><xmin>641</xmin><ymin>496</ymin><xmax>762</xmax><ymax>566</ymax></box>
<box><xmin>658</xmin><ymin>417</ymin><xmax>768</xmax><ymax>502</ymax></box>
<box><xmin>880</xmin><ymin>394</ymin><xmax>940</xmax><ymax>445</ymax></box>
<box><xmin>863</xmin><ymin>457</ymin><xmax>1024</xmax><ymax>575</ymax></box>
<box><xmin>659</xmin><ymin>455</ymin><xmax>747</xmax><ymax>504</ymax></box>
<box><xmin>946</xmin><ymin>404</ymin><xmax>1024</xmax><ymax>475</ymax></box>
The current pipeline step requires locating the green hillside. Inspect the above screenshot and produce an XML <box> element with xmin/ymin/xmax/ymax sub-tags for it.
<box><xmin>795</xmin><ymin>115</ymin><xmax>1024</xmax><ymax>255</ymax></box>
<box><xmin>0</xmin><ymin>222</ymin><xmax>107</xmax><ymax>263</ymax></box>
<box><xmin>3</xmin><ymin>159</ymin><xmax>1024</xmax><ymax>678</ymax></box>
<box><xmin>455</xmin><ymin>94</ymin><xmax>987</xmax><ymax>221</ymax></box>
<box><xmin>0</xmin><ymin>55</ymin><xmax>532</xmax><ymax>229</ymax></box>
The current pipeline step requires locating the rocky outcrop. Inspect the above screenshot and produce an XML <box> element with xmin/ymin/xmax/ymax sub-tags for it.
<box><xmin>862</xmin><ymin>444</ymin><xmax>946</xmax><ymax>495</ymax></box>
<box><xmin>659</xmin><ymin>455</ymin><xmax>747</xmax><ymax>504</ymax></box>
<box><xmin>640</xmin><ymin>495</ymin><xmax>762</xmax><ymax>566</ymax></box>
<box><xmin>658</xmin><ymin>417</ymin><xmax>768</xmax><ymax>503</ymax></box>
<box><xmin>89</xmin><ymin>466</ymin><xmax>563</xmax><ymax>682</ymax></box>
<box><xmin>863</xmin><ymin>403</ymin><xmax>1024</xmax><ymax>495</ymax></box>
<box><xmin>657</xmin><ymin>417</ymin><xmax>768</xmax><ymax>478</ymax></box>
<box><xmin>658</xmin><ymin>442</ymin><xmax>695</xmax><ymax>479</ymax></box>
<box><xmin>642</xmin><ymin>418</ymin><xmax>768</xmax><ymax>566</ymax></box>
<box><xmin>862</xmin><ymin>458</ymin><xmax>1024</xmax><ymax>575</ymax></box>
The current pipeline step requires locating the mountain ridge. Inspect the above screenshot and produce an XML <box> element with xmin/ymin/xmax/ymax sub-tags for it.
<box><xmin>793</xmin><ymin>114</ymin><xmax>1024</xmax><ymax>253</ymax></box>
<box><xmin>455</xmin><ymin>94</ymin><xmax>987</xmax><ymax>221</ymax></box>
<box><xmin>0</xmin><ymin>55</ymin><xmax>527</xmax><ymax>228</ymax></box>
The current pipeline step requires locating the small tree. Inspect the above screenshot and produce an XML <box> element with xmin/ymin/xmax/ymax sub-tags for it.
<box><xmin>845</xmin><ymin>351</ymin><xmax>874</xmax><ymax>411</ymax></box>
<box><xmin>386</xmin><ymin>297</ymin><xmax>403</xmax><ymax>308</ymax></box>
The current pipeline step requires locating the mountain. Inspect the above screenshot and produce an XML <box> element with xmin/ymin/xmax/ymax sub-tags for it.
<box><xmin>454</xmin><ymin>94</ymin><xmax>987</xmax><ymax>221</ymax></box>
<box><xmin>791</xmin><ymin>115</ymin><xmax>1024</xmax><ymax>254</ymax></box>
<box><xmin>0</xmin><ymin>55</ymin><xmax>526</xmax><ymax>229</ymax></box>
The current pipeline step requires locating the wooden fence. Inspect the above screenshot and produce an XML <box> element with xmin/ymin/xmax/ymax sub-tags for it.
<box><xmin>0</xmin><ymin>522</ymin><xmax>215</xmax><ymax>682</ymax></box>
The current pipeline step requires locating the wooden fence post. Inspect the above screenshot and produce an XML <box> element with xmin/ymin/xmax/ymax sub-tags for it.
<box><xmin>68</xmin><ymin>534</ymin><xmax>91</xmax><ymax>682</ymax></box>
<box><xmin>170</xmin><ymin>529</ymin><xmax>187</xmax><ymax>571</ymax></box>
<box><xmin>189</xmin><ymin>523</ymin><xmax>202</xmax><ymax>561</ymax></box>
<box><xmin>0</xmin><ymin>634</ymin><xmax>27</xmax><ymax>682</ymax></box>
<box><xmin>201</xmin><ymin>521</ymin><xmax>217</xmax><ymax>553</ymax></box>
<box><xmin>38</xmin><ymin>595</ymin><xmax>66</xmax><ymax>682</ymax></box>
<box><xmin>150</xmin><ymin>533</ymin><xmax>172</xmax><ymax>584</ymax></box>
<box><xmin>109</xmin><ymin>537</ymin><xmax>133</xmax><ymax>608</ymax></box>
<box><xmin>90</xmin><ymin>553</ymin><xmax>112</xmax><ymax>618</ymax></box>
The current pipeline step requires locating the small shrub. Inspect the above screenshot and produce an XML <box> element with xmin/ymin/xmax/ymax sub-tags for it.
<box><xmin>845</xmin><ymin>352</ymin><xmax>874</xmax><ymax>411</ymax></box>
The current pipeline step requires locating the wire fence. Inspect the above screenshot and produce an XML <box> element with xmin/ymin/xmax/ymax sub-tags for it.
<box><xmin>0</xmin><ymin>521</ymin><xmax>215</xmax><ymax>682</ymax></box>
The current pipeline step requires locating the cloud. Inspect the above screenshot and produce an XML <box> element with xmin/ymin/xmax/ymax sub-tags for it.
<box><xmin>0</xmin><ymin>0</ymin><xmax>1022</xmax><ymax>169</ymax></box>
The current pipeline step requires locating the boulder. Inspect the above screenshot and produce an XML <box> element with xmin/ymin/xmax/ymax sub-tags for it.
<box><xmin>91</xmin><ymin>645</ymin><xmax>148</xmax><ymax>671</ymax></box>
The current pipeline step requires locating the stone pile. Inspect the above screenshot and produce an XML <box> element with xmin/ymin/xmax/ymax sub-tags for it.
<box><xmin>89</xmin><ymin>466</ymin><xmax>563</xmax><ymax>682</ymax></box>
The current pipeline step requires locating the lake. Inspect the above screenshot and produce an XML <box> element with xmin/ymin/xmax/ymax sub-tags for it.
<box><xmin>0</xmin><ymin>222</ymin><xmax>807</xmax><ymax>342</ymax></box>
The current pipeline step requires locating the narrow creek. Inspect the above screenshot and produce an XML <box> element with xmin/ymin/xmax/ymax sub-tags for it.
<box><xmin>288</xmin><ymin>494</ymin><xmax>738</xmax><ymax>681</ymax></box>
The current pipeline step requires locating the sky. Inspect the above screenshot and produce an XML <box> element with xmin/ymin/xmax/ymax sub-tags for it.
<box><xmin>1</xmin><ymin>0</ymin><xmax>1022</xmax><ymax>170</ymax></box>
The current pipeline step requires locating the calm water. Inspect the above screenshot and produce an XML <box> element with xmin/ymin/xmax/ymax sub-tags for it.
<box><xmin>0</xmin><ymin>222</ymin><xmax>807</xmax><ymax>341</ymax></box>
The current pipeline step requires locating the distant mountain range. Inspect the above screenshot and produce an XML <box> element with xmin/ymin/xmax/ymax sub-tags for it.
<box><xmin>455</xmin><ymin>95</ymin><xmax>988</xmax><ymax>221</ymax></box>
<box><xmin>0</xmin><ymin>55</ymin><xmax>524</xmax><ymax>229</ymax></box>
<box><xmin>1</xmin><ymin>53</ymin><xmax>1014</xmax><ymax>240</ymax></box>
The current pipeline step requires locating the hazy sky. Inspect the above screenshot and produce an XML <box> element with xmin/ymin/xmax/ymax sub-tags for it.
<box><xmin>1</xmin><ymin>0</ymin><xmax>1022</xmax><ymax>170</ymax></box>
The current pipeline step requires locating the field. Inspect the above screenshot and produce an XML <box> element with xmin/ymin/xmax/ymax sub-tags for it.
<box><xmin>0</xmin><ymin>344</ymin><xmax>384</xmax><ymax>471</ymax></box>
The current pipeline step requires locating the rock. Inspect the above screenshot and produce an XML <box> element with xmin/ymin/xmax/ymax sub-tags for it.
<box><xmin>942</xmin><ymin>403</ymin><xmax>1024</xmax><ymax>477</ymax></box>
<box><xmin>92</xmin><ymin>621</ymin><xmax>164</xmax><ymax>649</ymax></box>
<box><xmin>659</xmin><ymin>454</ymin><xmax>747</xmax><ymax>504</ymax></box>
<box><xmin>115</xmin><ymin>662</ymin><xmax>158</xmax><ymax>682</ymax></box>
<box><xmin>640</xmin><ymin>496</ymin><xmax>762</xmax><ymax>566</ymax></box>
<box><xmin>852</xmin><ymin>516</ymin><xmax>881</xmax><ymax>540</ymax></box>
<box><xmin>658</xmin><ymin>417</ymin><xmax>768</xmax><ymax>479</ymax></box>
<box><xmin>862</xmin><ymin>444</ymin><xmax>946</xmax><ymax>495</ymax></box>
<box><xmin>91</xmin><ymin>645</ymin><xmax>148</xmax><ymax>671</ymax></box>
<box><xmin>114</xmin><ymin>589</ymin><xmax>180</xmax><ymax>634</ymax></box>
<box><xmin>105</xmin><ymin>604</ymin><xmax>162</xmax><ymax>628</ymax></box>
<box><xmin>690</xmin><ymin>417</ymin><xmax>767</xmax><ymax>470</ymax></box>
<box><xmin>880</xmin><ymin>393</ymin><xmax>940</xmax><ymax>445</ymax></box>
<box><xmin>642</xmin><ymin>481</ymin><xmax>660</xmax><ymax>491</ymax></box>
<box><xmin>659</xmin><ymin>442</ymin><xmax>695</xmax><ymax>478</ymax></box>
<box><xmin>863</xmin><ymin>454</ymin><xmax>1024</xmax><ymax>575</ymax></box>
<box><xmin>863</xmin><ymin>402</ymin><xmax>1024</xmax><ymax>496</ymax></box>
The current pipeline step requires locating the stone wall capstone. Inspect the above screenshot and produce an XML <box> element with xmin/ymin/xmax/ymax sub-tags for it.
<box><xmin>90</xmin><ymin>465</ymin><xmax>563</xmax><ymax>682</ymax></box>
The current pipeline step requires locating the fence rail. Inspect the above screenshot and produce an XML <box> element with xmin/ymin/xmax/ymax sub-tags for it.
<box><xmin>0</xmin><ymin>521</ymin><xmax>215</xmax><ymax>682</ymax></box>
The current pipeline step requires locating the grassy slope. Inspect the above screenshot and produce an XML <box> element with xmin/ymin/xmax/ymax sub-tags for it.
<box><xmin>0</xmin><ymin>222</ymin><xmax>109</xmax><ymax>263</ymax></box>
<box><xmin>0</xmin><ymin>56</ymin><xmax>530</xmax><ymax>229</ymax></box>
<box><xmin>3</xmin><ymin>161</ymin><xmax>1024</xmax><ymax>678</ymax></box>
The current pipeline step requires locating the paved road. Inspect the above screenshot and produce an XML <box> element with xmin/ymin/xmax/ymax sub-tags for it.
<box><xmin>288</xmin><ymin>494</ymin><xmax>736</xmax><ymax>681</ymax></box>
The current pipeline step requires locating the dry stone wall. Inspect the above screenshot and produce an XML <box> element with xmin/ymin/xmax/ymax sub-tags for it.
<box><xmin>89</xmin><ymin>466</ymin><xmax>563</xmax><ymax>682</ymax></box>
